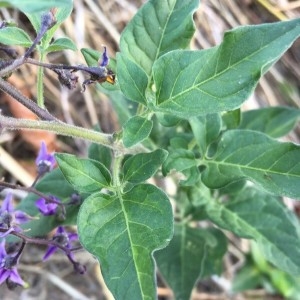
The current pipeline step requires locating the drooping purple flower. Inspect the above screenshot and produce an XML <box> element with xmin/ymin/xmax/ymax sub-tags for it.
<box><xmin>0</xmin><ymin>241</ymin><xmax>26</xmax><ymax>287</ymax></box>
<box><xmin>0</xmin><ymin>193</ymin><xmax>30</xmax><ymax>237</ymax></box>
<box><xmin>43</xmin><ymin>226</ymin><xmax>78</xmax><ymax>260</ymax></box>
<box><xmin>99</xmin><ymin>46</ymin><xmax>109</xmax><ymax>67</ymax></box>
<box><xmin>35</xmin><ymin>141</ymin><xmax>56</xmax><ymax>175</ymax></box>
<box><xmin>35</xmin><ymin>197</ymin><xmax>60</xmax><ymax>216</ymax></box>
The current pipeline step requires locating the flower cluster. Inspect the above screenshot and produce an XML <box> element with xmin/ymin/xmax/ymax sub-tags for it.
<box><xmin>0</xmin><ymin>193</ymin><xmax>30</xmax><ymax>237</ymax></box>
<box><xmin>0</xmin><ymin>141</ymin><xmax>85</xmax><ymax>289</ymax></box>
<box><xmin>0</xmin><ymin>241</ymin><xmax>26</xmax><ymax>288</ymax></box>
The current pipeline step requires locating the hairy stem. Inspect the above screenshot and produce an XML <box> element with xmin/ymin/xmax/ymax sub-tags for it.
<box><xmin>0</xmin><ymin>115</ymin><xmax>116</xmax><ymax>149</ymax></box>
<box><xmin>0</xmin><ymin>115</ymin><xmax>149</xmax><ymax>154</ymax></box>
<box><xmin>37</xmin><ymin>52</ymin><xmax>46</xmax><ymax>108</ymax></box>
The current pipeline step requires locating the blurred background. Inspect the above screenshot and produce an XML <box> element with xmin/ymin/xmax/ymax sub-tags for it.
<box><xmin>0</xmin><ymin>0</ymin><xmax>300</xmax><ymax>299</ymax></box>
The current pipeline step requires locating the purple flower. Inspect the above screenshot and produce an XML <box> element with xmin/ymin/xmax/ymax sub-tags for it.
<box><xmin>0</xmin><ymin>193</ymin><xmax>30</xmax><ymax>237</ymax></box>
<box><xmin>35</xmin><ymin>197</ymin><xmax>60</xmax><ymax>216</ymax></box>
<box><xmin>99</xmin><ymin>46</ymin><xmax>109</xmax><ymax>67</ymax></box>
<box><xmin>0</xmin><ymin>241</ymin><xmax>26</xmax><ymax>287</ymax></box>
<box><xmin>35</xmin><ymin>141</ymin><xmax>56</xmax><ymax>175</ymax></box>
<box><xmin>43</xmin><ymin>226</ymin><xmax>78</xmax><ymax>260</ymax></box>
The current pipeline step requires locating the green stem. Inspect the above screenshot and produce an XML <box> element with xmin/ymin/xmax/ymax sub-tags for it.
<box><xmin>0</xmin><ymin>115</ymin><xmax>114</xmax><ymax>148</ymax></box>
<box><xmin>37</xmin><ymin>51</ymin><xmax>46</xmax><ymax>108</ymax></box>
<box><xmin>112</xmin><ymin>154</ymin><xmax>123</xmax><ymax>189</ymax></box>
<box><xmin>0</xmin><ymin>115</ymin><xmax>148</xmax><ymax>154</ymax></box>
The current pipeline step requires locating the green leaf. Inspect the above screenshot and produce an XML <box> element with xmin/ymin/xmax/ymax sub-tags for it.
<box><xmin>123</xmin><ymin>149</ymin><xmax>168</xmax><ymax>184</ymax></box>
<box><xmin>55</xmin><ymin>153</ymin><xmax>111</xmax><ymax>193</ymax></box>
<box><xmin>189</xmin><ymin>113</ymin><xmax>222</xmax><ymax>156</ymax></box>
<box><xmin>77</xmin><ymin>184</ymin><xmax>173</xmax><ymax>300</ymax></box>
<box><xmin>123</xmin><ymin>116</ymin><xmax>153</xmax><ymax>147</ymax></box>
<box><xmin>222</xmin><ymin>109</ymin><xmax>241</xmax><ymax>130</ymax></box>
<box><xmin>25</xmin><ymin>4</ymin><xmax>73</xmax><ymax>47</ymax></box>
<box><xmin>120</xmin><ymin>0</ymin><xmax>198</xmax><ymax>77</ymax></box>
<box><xmin>0</xmin><ymin>27</ymin><xmax>32</xmax><ymax>46</ymax></box>
<box><xmin>201</xmin><ymin>129</ymin><xmax>300</xmax><ymax>198</ymax></box>
<box><xmin>153</xmin><ymin>18</ymin><xmax>300</xmax><ymax>118</ymax></box>
<box><xmin>46</xmin><ymin>37</ymin><xmax>77</xmax><ymax>53</ymax></box>
<box><xmin>239</xmin><ymin>106</ymin><xmax>300</xmax><ymax>138</ymax></box>
<box><xmin>116</xmin><ymin>53</ymin><xmax>148</xmax><ymax>105</ymax></box>
<box><xmin>118</xmin><ymin>0</ymin><xmax>198</xmax><ymax>104</ymax></box>
<box><xmin>155</xmin><ymin>225</ymin><xmax>227</xmax><ymax>300</ymax></box>
<box><xmin>81</xmin><ymin>48</ymin><xmax>102</xmax><ymax>66</ymax></box>
<box><xmin>232</xmin><ymin>262</ymin><xmax>262</xmax><ymax>292</ymax></box>
<box><xmin>88</xmin><ymin>142</ymin><xmax>112</xmax><ymax>171</ymax></box>
<box><xmin>4</xmin><ymin>0</ymin><xmax>72</xmax><ymax>13</ymax></box>
<box><xmin>206</xmin><ymin>187</ymin><xmax>300</xmax><ymax>276</ymax></box>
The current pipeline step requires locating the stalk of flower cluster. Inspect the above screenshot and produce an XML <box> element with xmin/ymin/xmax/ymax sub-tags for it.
<box><xmin>0</xmin><ymin>78</ymin><xmax>58</xmax><ymax>121</ymax></box>
<box><xmin>0</xmin><ymin>181</ymin><xmax>66</xmax><ymax>217</ymax></box>
<box><xmin>0</xmin><ymin>228</ymin><xmax>82</xmax><ymax>255</ymax></box>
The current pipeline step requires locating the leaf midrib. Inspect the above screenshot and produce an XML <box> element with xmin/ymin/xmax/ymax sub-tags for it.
<box><xmin>159</xmin><ymin>24</ymin><xmax>299</xmax><ymax>105</ymax></box>
<box><xmin>215</xmin><ymin>203</ymin><xmax>300</xmax><ymax>268</ymax></box>
<box><xmin>205</xmin><ymin>159</ymin><xmax>300</xmax><ymax>178</ymax></box>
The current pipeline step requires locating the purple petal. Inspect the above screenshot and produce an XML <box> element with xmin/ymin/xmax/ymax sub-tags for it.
<box><xmin>1</xmin><ymin>193</ymin><xmax>14</xmax><ymax>213</ymax></box>
<box><xmin>56</xmin><ymin>226</ymin><xmax>65</xmax><ymax>234</ymax></box>
<box><xmin>43</xmin><ymin>245</ymin><xmax>57</xmax><ymax>260</ymax></box>
<box><xmin>67</xmin><ymin>233</ymin><xmax>78</xmax><ymax>242</ymax></box>
<box><xmin>36</xmin><ymin>198</ymin><xmax>58</xmax><ymax>216</ymax></box>
<box><xmin>35</xmin><ymin>141</ymin><xmax>47</xmax><ymax>164</ymax></box>
<box><xmin>0</xmin><ymin>240</ymin><xmax>7</xmax><ymax>260</ymax></box>
<box><xmin>8</xmin><ymin>268</ymin><xmax>25</xmax><ymax>286</ymax></box>
<box><xmin>14</xmin><ymin>210</ymin><xmax>30</xmax><ymax>224</ymax></box>
<box><xmin>35</xmin><ymin>141</ymin><xmax>55</xmax><ymax>170</ymax></box>
<box><xmin>0</xmin><ymin>269</ymin><xmax>10</xmax><ymax>285</ymax></box>
<box><xmin>99</xmin><ymin>46</ymin><xmax>109</xmax><ymax>67</ymax></box>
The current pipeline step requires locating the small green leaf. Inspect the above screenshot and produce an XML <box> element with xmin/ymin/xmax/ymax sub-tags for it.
<box><xmin>239</xmin><ymin>106</ymin><xmax>300</xmax><ymax>138</ymax></box>
<box><xmin>202</xmin><ymin>130</ymin><xmax>300</xmax><ymax>198</ymax></box>
<box><xmin>0</xmin><ymin>27</ymin><xmax>32</xmax><ymax>46</ymax></box>
<box><xmin>81</xmin><ymin>48</ymin><xmax>101</xmax><ymax>66</ymax></box>
<box><xmin>205</xmin><ymin>188</ymin><xmax>300</xmax><ymax>276</ymax></box>
<box><xmin>153</xmin><ymin>18</ymin><xmax>300</xmax><ymax>118</ymax></box>
<box><xmin>156</xmin><ymin>113</ymin><xmax>182</xmax><ymax>127</ymax></box>
<box><xmin>222</xmin><ymin>109</ymin><xmax>241</xmax><ymax>130</ymax></box>
<box><xmin>78</xmin><ymin>184</ymin><xmax>173</xmax><ymax>299</ymax></box>
<box><xmin>4</xmin><ymin>0</ymin><xmax>72</xmax><ymax>13</ymax></box>
<box><xmin>162</xmin><ymin>149</ymin><xmax>197</xmax><ymax>175</ymax></box>
<box><xmin>123</xmin><ymin>116</ymin><xmax>153</xmax><ymax>147</ymax></box>
<box><xmin>46</xmin><ymin>37</ymin><xmax>77</xmax><ymax>53</ymax></box>
<box><xmin>123</xmin><ymin>149</ymin><xmax>168</xmax><ymax>184</ymax></box>
<box><xmin>25</xmin><ymin>4</ymin><xmax>73</xmax><ymax>48</ymax></box>
<box><xmin>155</xmin><ymin>225</ymin><xmax>227</xmax><ymax>300</ymax></box>
<box><xmin>189</xmin><ymin>113</ymin><xmax>222</xmax><ymax>156</ymax></box>
<box><xmin>55</xmin><ymin>153</ymin><xmax>111</xmax><ymax>193</ymax></box>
